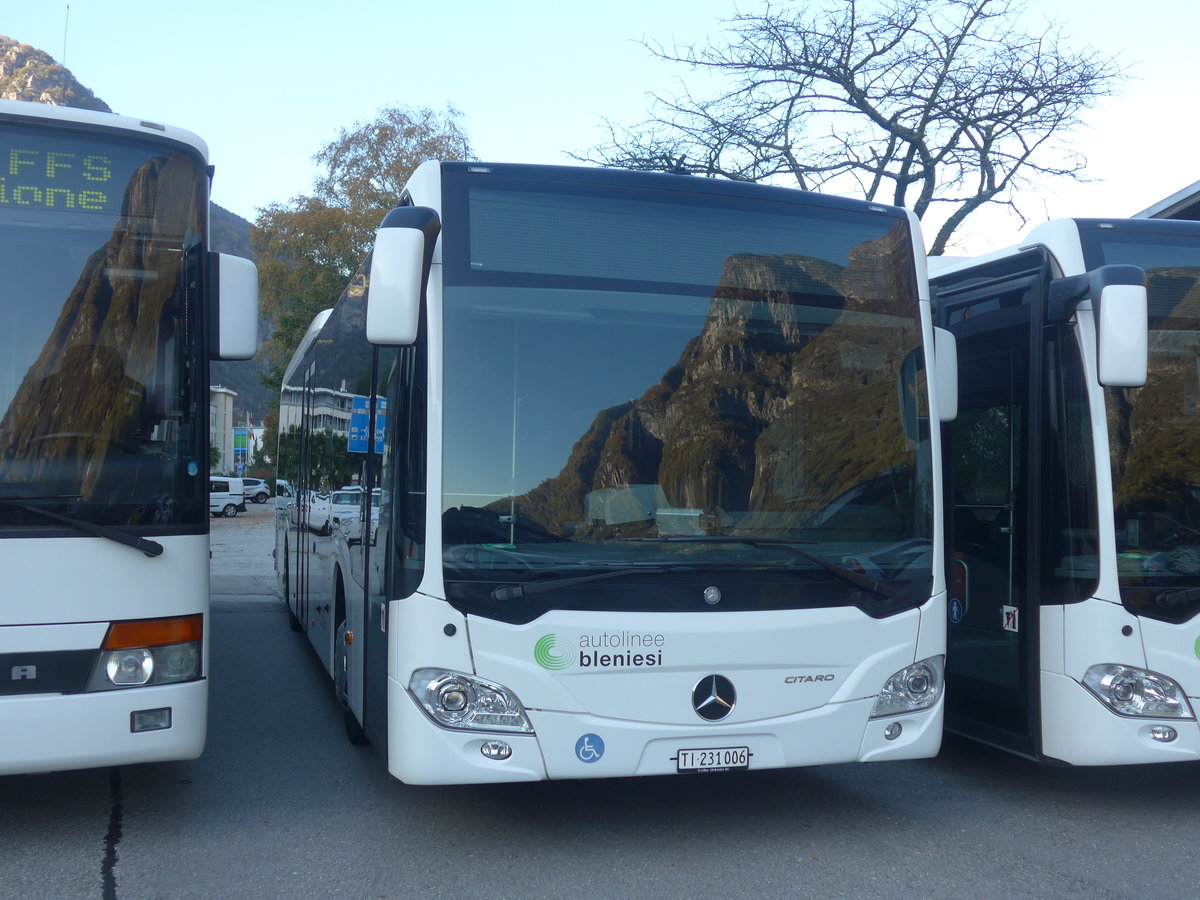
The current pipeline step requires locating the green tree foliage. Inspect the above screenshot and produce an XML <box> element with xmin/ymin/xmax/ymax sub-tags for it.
<box><xmin>252</xmin><ymin>105</ymin><xmax>473</xmax><ymax>397</ymax></box>
<box><xmin>257</xmin><ymin>407</ymin><xmax>280</xmax><ymax>470</ymax></box>
<box><xmin>275</xmin><ymin>425</ymin><xmax>358</xmax><ymax>492</ymax></box>
<box><xmin>252</xmin><ymin>198</ymin><xmax>361</xmax><ymax>394</ymax></box>
<box><xmin>579</xmin><ymin>0</ymin><xmax>1123</xmax><ymax>254</ymax></box>
<box><xmin>274</xmin><ymin>424</ymin><xmax>299</xmax><ymax>487</ymax></box>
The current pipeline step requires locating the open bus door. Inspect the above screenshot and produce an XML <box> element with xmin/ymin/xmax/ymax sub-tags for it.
<box><xmin>936</xmin><ymin>249</ymin><xmax>1049</xmax><ymax>758</ymax></box>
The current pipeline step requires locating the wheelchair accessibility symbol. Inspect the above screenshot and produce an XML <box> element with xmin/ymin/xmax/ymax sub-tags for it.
<box><xmin>575</xmin><ymin>733</ymin><xmax>605</xmax><ymax>763</ymax></box>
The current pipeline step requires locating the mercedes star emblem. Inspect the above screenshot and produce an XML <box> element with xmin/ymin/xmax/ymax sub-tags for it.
<box><xmin>692</xmin><ymin>674</ymin><xmax>736</xmax><ymax>721</ymax></box>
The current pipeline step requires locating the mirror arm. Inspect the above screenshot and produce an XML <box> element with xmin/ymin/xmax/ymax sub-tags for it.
<box><xmin>1046</xmin><ymin>273</ymin><xmax>1089</xmax><ymax>322</ymax></box>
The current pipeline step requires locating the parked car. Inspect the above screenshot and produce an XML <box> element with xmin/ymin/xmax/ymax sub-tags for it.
<box><xmin>209</xmin><ymin>477</ymin><xmax>247</xmax><ymax>517</ymax></box>
<box><xmin>241</xmin><ymin>477</ymin><xmax>272</xmax><ymax>503</ymax></box>
<box><xmin>329</xmin><ymin>487</ymin><xmax>382</xmax><ymax>544</ymax></box>
<box><xmin>276</xmin><ymin>479</ymin><xmax>295</xmax><ymax>515</ymax></box>
<box><xmin>306</xmin><ymin>491</ymin><xmax>332</xmax><ymax>534</ymax></box>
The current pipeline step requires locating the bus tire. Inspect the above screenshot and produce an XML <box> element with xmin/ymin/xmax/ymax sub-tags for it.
<box><xmin>281</xmin><ymin>544</ymin><xmax>302</xmax><ymax>632</ymax></box>
<box><xmin>335</xmin><ymin>616</ymin><xmax>368</xmax><ymax>745</ymax></box>
<box><xmin>344</xmin><ymin>707</ymin><xmax>367</xmax><ymax>746</ymax></box>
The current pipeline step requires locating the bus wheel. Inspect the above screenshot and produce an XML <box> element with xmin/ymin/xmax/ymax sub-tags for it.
<box><xmin>344</xmin><ymin>707</ymin><xmax>367</xmax><ymax>746</ymax></box>
<box><xmin>281</xmin><ymin>544</ymin><xmax>302</xmax><ymax>632</ymax></box>
<box><xmin>336</xmin><ymin>618</ymin><xmax>368</xmax><ymax>746</ymax></box>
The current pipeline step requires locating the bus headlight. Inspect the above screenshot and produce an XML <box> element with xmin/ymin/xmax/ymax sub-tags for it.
<box><xmin>85</xmin><ymin>615</ymin><xmax>205</xmax><ymax>692</ymax></box>
<box><xmin>153</xmin><ymin>642</ymin><xmax>201</xmax><ymax>681</ymax></box>
<box><xmin>89</xmin><ymin>642</ymin><xmax>202</xmax><ymax>691</ymax></box>
<box><xmin>107</xmin><ymin>648</ymin><xmax>154</xmax><ymax>685</ymax></box>
<box><xmin>1082</xmin><ymin>664</ymin><xmax>1195</xmax><ymax>719</ymax></box>
<box><xmin>410</xmin><ymin>668</ymin><xmax>534</xmax><ymax>733</ymax></box>
<box><xmin>871</xmin><ymin>655</ymin><xmax>945</xmax><ymax>718</ymax></box>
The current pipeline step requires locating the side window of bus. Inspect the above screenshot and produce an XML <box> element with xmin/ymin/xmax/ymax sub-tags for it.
<box><xmin>380</xmin><ymin>341</ymin><xmax>426</xmax><ymax>598</ymax></box>
<box><xmin>1043</xmin><ymin>331</ymin><xmax>1099</xmax><ymax>603</ymax></box>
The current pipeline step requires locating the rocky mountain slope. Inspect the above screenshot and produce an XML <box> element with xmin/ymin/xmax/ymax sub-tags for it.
<box><xmin>499</xmin><ymin>226</ymin><xmax>920</xmax><ymax>538</ymax></box>
<box><xmin>0</xmin><ymin>39</ymin><xmax>110</xmax><ymax>111</ymax></box>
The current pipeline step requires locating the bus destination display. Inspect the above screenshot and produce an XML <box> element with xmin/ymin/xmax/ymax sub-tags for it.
<box><xmin>1</xmin><ymin>146</ymin><xmax>115</xmax><ymax>213</ymax></box>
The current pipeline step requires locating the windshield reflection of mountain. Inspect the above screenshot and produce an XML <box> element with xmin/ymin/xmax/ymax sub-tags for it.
<box><xmin>458</xmin><ymin>244</ymin><xmax>925</xmax><ymax>547</ymax></box>
<box><xmin>0</xmin><ymin>152</ymin><xmax>205</xmax><ymax>528</ymax></box>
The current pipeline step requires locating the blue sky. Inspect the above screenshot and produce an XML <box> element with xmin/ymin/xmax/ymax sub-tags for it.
<box><xmin>4</xmin><ymin>0</ymin><xmax>1197</xmax><ymax>253</ymax></box>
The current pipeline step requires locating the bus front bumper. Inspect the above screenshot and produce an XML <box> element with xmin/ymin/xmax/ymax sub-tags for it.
<box><xmin>1041</xmin><ymin>671</ymin><xmax>1200</xmax><ymax>765</ymax></box>
<box><xmin>387</xmin><ymin>675</ymin><xmax>942</xmax><ymax>785</ymax></box>
<box><xmin>0</xmin><ymin>679</ymin><xmax>206</xmax><ymax>776</ymax></box>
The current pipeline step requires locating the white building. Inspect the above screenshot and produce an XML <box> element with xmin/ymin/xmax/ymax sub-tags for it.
<box><xmin>278</xmin><ymin>381</ymin><xmax>355</xmax><ymax>436</ymax></box>
<box><xmin>1137</xmin><ymin>180</ymin><xmax>1200</xmax><ymax>220</ymax></box>
<box><xmin>209</xmin><ymin>385</ymin><xmax>237</xmax><ymax>474</ymax></box>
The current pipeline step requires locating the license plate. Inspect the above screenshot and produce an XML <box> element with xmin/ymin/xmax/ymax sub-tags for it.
<box><xmin>675</xmin><ymin>746</ymin><xmax>750</xmax><ymax>773</ymax></box>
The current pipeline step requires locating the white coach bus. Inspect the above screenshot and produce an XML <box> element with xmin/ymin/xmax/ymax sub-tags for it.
<box><xmin>276</xmin><ymin>161</ymin><xmax>954</xmax><ymax>784</ymax></box>
<box><xmin>0</xmin><ymin>100</ymin><xmax>258</xmax><ymax>775</ymax></box>
<box><xmin>930</xmin><ymin>216</ymin><xmax>1200</xmax><ymax>764</ymax></box>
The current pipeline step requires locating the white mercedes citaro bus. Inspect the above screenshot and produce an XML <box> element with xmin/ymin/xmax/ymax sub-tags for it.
<box><xmin>277</xmin><ymin>161</ymin><xmax>954</xmax><ymax>784</ymax></box>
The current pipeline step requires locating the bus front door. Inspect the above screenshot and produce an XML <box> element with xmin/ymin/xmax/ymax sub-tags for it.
<box><xmin>939</xmin><ymin>256</ymin><xmax>1048</xmax><ymax>758</ymax></box>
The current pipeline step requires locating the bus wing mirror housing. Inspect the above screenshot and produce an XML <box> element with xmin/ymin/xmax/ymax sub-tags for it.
<box><xmin>934</xmin><ymin>327</ymin><xmax>958</xmax><ymax>422</ymax></box>
<box><xmin>898</xmin><ymin>329</ymin><xmax>956</xmax><ymax>440</ymax></box>
<box><xmin>209</xmin><ymin>252</ymin><xmax>259</xmax><ymax>360</ymax></box>
<box><xmin>366</xmin><ymin>207</ymin><xmax>441</xmax><ymax>346</ymax></box>
<box><xmin>1096</xmin><ymin>282</ymin><xmax>1148</xmax><ymax>387</ymax></box>
<box><xmin>1048</xmin><ymin>264</ymin><xmax>1147</xmax><ymax>388</ymax></box>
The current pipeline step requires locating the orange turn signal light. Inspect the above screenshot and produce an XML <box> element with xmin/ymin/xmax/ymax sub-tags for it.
<box><xmin>102</xmin><ymin>614</ymin><xmax>203</xmax><ymax>650</ymax></box>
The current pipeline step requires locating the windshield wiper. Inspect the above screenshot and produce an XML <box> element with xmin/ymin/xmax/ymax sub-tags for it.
<box><xmin>0</xmin><ymin>496</ymin><xmax>164</xmax><ymax>558</ymax></box>
<box><xmin>0</xmin><ymin>493</ymin><xmax>82</xmax><ymax>502</ymax></box>
<box><xmin>619</xmin><ymin>536</ymin><xmax>896</xmax><ymax>599</ymax></box>
<box><xmin>1156</xmin><ymin>587</ymin><xmax>1200</xmax><ymax>609</ymax></box>
<box><xmin>490</xmin><ymin>566</ymin><xmax>673</xmax><ymax>602</ymax></box>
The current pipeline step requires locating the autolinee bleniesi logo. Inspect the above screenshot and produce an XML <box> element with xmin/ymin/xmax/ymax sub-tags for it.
<box><xmin>534</xmin><ymin>634</ymin><xmax>576</xmax><ymax>670</ymax></box>
<box><xmin>534</xmin><ymin>631</ymin><xmax>666</xmax><ymax>670</ymax></box>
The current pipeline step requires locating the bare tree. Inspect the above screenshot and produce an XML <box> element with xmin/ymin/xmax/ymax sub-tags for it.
<box><xmin>578</xmin><ymin>0</ymin><xmax>1123</xmax><ymax>253</ymax></box>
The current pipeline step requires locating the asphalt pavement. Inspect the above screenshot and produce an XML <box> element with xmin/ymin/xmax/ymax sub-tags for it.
<box><xmin>209</xmin><ymin>496</ymin><xmax>277</xmax><ymax>599</ymax></box>
<box><xmin>6</xmin><ymin>498</ymin><xmax>1200</xmax><ymax>898</ymax></box>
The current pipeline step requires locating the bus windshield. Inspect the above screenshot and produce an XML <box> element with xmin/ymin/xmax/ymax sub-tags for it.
<box><xmin>1084</xmin><ymin>224</ymin><xmax>1200</xmax><ymax>620</ymax></box>
<box><xmin>0</xmin><ymin>125</ymin><xmax>208</xmax><ymax>531</ymax></box>
<box><xmin>439</xmin><ymin>173</ymin><xmax>931</xmax><ymax>611</ymax></box>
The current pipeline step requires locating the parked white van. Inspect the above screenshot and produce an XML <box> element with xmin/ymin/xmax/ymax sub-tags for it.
<box><xmin>209</xmin><ymin>476</ymin><xmax>247</xmax><ymax>517</ymax></box>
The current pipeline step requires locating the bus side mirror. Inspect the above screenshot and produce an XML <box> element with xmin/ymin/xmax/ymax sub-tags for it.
<box><xmin>899</xmin><ymin>329</ymin><xmax>956</xmax><ymax>441</ymax></box>
<box><xmin>934</xmin><ymin>327</ymin><xmax>958</xmax><ymax>422</ymax></box>
<box><xmin>366</xmin><ymin>207</ymin><xmax>441</xmax><ymax>346</ymax></box>
<box><xmin>1095</xmin><ymin>282</ymin><xmax>1148</xmax><ymax>387</ymax></box>
<box><xmin>210</xmin><ymin>252</ymin><xmax>259</xmax><ymax>360</ymax></box>
<box><xmin>1048</xmin><ymin>264</ymin><xmax>1147</xmax><ymax>388</ymax></box>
